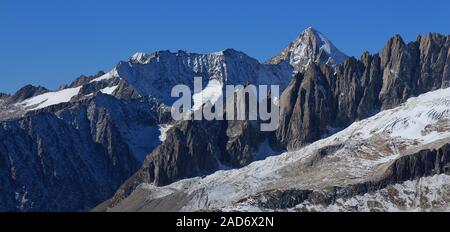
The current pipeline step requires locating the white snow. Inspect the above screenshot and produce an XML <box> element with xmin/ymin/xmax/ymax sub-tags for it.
<box><xmin>17</xmin><ymin>86</ymin><xmax>82</xmax><ymax>110</ymax></box>
<box><xmin>348</xmin><ymin>87</ymin><xmax>450</xmax><ymax>144</ymax></box>
<box><xmin>283</xmin><ymin>27</ymin><xmax>348</xmax><ymax>71</ymax></box>
<box><xmin>192</xmin><ymin>79</ymin><xmax>223</xmax><ymax>111</ymax></box>
<box><xmin>158</xmin><ymin>124</ymin><xmax>174</xmax><ymax>142</ymax></box>
<box><xmin>130</xmin><ymin>52</ymin><xmax>149</xmax><ymax>64</ymax></box>
<box><xmin>90</xmin><ymin>69</ymin><xmax>117</xmax><ymax>83</ymax></box>
<box><xmin>316</xmin><ymin>30</ymin><xmax>332</xmax><ymax>54</ymax></box>
<box><xmin>99</xmin><ymin>85</ymin><xmax>119</xmax><ymax>95</ymax></box>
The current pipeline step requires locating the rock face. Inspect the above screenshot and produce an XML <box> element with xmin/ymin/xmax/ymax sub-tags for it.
<box><xmin>97</xmin><ymin>32</ymin><xmax>450</xmax><ymax>211</ymax></box>
<box><xmin>276</xmin><ymin>33</ymin><xmax>450</xmax><ymax>149</ymax></box>
<box><xmin>100</xmin><ymin>89</ymin><xmax>269</xmax><ymax>209</ymax></box>
<box><xmin>8</xmin><ymin>85</ymin><xmax>49</xmax><ymax>103</ymax></box>
<box><xmin>111</xmin><ymin>49</ymin><xmax>295</xmax><ymax>105</ymax></box>
<box><xmin>275</xmin><ymin>65</ymin><xmax>335</xmax><ymax>149</ymax></box>
<box><xmin>267</xmin><ymin>27</ymin><xmax>348</xmax><ymax>71</ymax></box>
<box><xmin>379</xmin><ymin>34</ymin><xmax>450</xmax><ymax>109</ymax></box>
<box><xmin>105</xmin><ymin>86</ymin><xmax>450</xmax><ymax>212</ymax></box>
<box><xmin>68</xmin><ymin>71</ymin><xmax>106</xmax><ymax>88</ymax></box>
<box><xmin>0</xmin><ymin>94</ymin><xmax>166</xmax><ymax>211</ymax></box>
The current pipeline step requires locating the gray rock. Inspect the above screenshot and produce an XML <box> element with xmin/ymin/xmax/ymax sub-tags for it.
<box><xmin>276</xmin><ymin>33</ymin><xmax>450</xmax><ymax>150</ymax></box>
<box><xmin>9</xmin><ymin>85</ymin><xmax>49</xmax><ymax>103</ymax></box>
<box><xmin>275</xmin><ymin>64</ymin><xmax>334</xmax><ymax>149</ymax></box>
<box><xmin>99</xmin><ymin>89</ymin><xmax>268</xmax><ymax>210</ymax></box>
<box><xmin>0</xmin><ymin>94</ymin><xmax>164</xmax><ymax>211</ymax></box>
<box><xmin>68</xmin><ymin>71</ymin><xmax>106</xmax><ymax>88</ymax></box>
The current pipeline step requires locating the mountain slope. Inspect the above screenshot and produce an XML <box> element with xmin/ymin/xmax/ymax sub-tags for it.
<box><xmin>0</xmin><ymin>94</ymin><xmax>167</xmax><ymax>211</ymax></box>
<box><xmin>107</xmin><ymin>86</ymin><xmax>450</xmax><ymax>212</ymax></box>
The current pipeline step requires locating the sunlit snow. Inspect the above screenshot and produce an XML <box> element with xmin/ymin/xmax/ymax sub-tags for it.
<box><xmin>18</xmin><ymin>86</ymin><xmax>82</xmax><ymax>110</ymax></box>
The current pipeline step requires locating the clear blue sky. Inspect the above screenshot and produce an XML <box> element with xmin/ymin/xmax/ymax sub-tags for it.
<box><xmin>1</xmin><ymin>0</ymin><xmax>449</xmax><ymax>93</ymax></box>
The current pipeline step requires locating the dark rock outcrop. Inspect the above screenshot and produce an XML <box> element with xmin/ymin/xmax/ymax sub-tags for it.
<box><xmin>275</xmin><ymin>64</ymin><xmax>334</xmax><ymax>149</ymax></box>
<box><xmin>276</xmin><ymin>33</ymin><xmax>450</xmax><ymax>150</ymax></box>
<box><xmin>9</xmin><ymin>85</ymin><xmax>49</xmax><ymax>103</ymax></box>
<box><xmin>379</xmin><ymin>33</ymin><xmax>450</xmax><ymax>109</ymax></box>
<box><xmin>0</xmin><ymin>93</ymin><xmax>165</xmax><ymax>211</ymax></box>
<box><xmin>101</xmin><ymin>94</ymin><xmax>267</xmax><ymax>209</ymax></box>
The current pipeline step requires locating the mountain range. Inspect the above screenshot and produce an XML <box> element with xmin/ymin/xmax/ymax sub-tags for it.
<box><xmin>0</xmin><ymin>27</ymin><xmax>449</xmax><ymax>211</ymax></box>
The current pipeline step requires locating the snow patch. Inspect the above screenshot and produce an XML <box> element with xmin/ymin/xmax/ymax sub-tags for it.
<box><xmin>99</xmin><ymin>85</ymin><xmax>119</xmax><ymax>95</ymax></box>
<box><xmin>18</xmin><ymin>86</ymin><xmax>82</xmax><ymax>110</ymax></box>
<box><xmin>90</xmin><ymin>69</ymin><xmax>117</xmax><ymax>83</ymax></box>
<box><xmin>158</xmin><ymin>124</ymin><xmax>174</xmax><ymax>142</ymax></box>
<box><xmin>192</xmin><ymin>79</ymin><xmax>223</xmax><ymax>111</ymax></box>
<box><xmin>130</xmin><ymin>52</ymin><xmax>149</xmax><ymax>64</ymax></box>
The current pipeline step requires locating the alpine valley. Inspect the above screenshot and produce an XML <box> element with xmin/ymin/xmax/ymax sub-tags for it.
<box><xmin>0</xmin><ymin>27</ymin><xmax>449</xmax><ymax>212</ymax></box>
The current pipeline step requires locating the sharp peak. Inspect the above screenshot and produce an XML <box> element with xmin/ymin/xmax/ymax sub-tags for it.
<box><xmin>304</xmin><ymin>26</ymin><xmax>319</xmax><ymax>33</ymax></box>
<box><xmin>390</xmin><ymin>34</ymin><xmax>405</xmax><ymax>41</ymax></box>
<box><xmin>267</xmin><ymin>27</ymin><xmax>348</xmax><ymax>68</ymax></box>
<box><xmin>296</xmin><ymin>27</ymin><xmax>329</xmax><ymax>40</ymax></box>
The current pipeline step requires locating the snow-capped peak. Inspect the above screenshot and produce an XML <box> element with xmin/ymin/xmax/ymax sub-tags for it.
<box><xmin>129</xmin><ymin>52</ymin><xmax>150</xmax><ymax>64</ymax></box>
<box><xmin>304</xmin><ymin>27</ymin><xmax>332</xmax><ymax>53</ymax></box>
<box><xmin>268</xmin><ymin>27</ymin><xmax>348</xmax><ymax>71</ymax></box>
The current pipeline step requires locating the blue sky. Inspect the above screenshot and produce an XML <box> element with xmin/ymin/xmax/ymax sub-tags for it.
<box><xmin>1</xmin><ymin>0</ymin><xmax>449</xmax><ymax>93</ymax></box>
